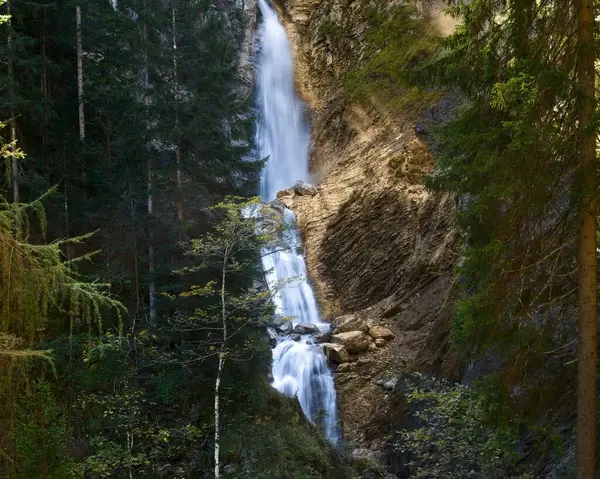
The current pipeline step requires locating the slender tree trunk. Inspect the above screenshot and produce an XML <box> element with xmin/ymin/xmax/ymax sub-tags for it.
<box><xmin>63</xmin><ymin>141</ymin><xmax>72</xmax><ymax>261</ymax></box>
<box><xmin>76</xmin><ymin>5</ymin><xmax>87</xmax><ymax>204</ymax></box>
<box><xmin>576</xmin><ymin>0</ymin><xmax>597</xmax><ymax>477</ymax></box>
<box><xmin>214</xmin><ymin>352</ymin><xmax>224</xmax><ymax>479</ymax></box>
<box><xmin>106</xmin><ymin>114</ymin><xmax>112</xmax><ymax>179</ymax></box>
<box><xmin>131</xmin><ymin>192</ymin><xmax>141</xmax><ymax>314</ymax></box>
<box><xmin>76</xmin><ymin>6</ymin><xmax>84</xmax><ymax>141</ymax></box>
<box><xmin>172</xmin><ymin>5</ymin><xmax>184</xmax><ymax>238</ymax></box>
<box><xmin>41</xmin><ymin>3</ymin><xmax>49</xmax><ymax>173</ymax></box>
<box><xmin>143</xmin><ymin>0</ymin><xmax>156</xmax><ymax>326</ymax></box>
<box><xmin>7</xmin><ymin>0</ymin><xmax>18</xmax><ymax>204</ymax></box>
<box><xmin>214</xmin><ymin>251</ymin><xmax>229</xmax><ymax>479</ymax></box>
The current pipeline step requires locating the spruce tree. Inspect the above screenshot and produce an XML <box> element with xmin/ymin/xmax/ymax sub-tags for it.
<box><xmin>429</xmin><ymin>0</ymin><xmax>598</xmax><ymax>473</ymax></box>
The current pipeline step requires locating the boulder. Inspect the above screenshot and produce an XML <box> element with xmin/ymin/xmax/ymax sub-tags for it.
<box><xmin>294</xmin><ymin>323</ymin><xmax>319</xmax><ymax>334</ymax></box>
<box><xmin>331</xmin><ymin>331</ymin><xmax>372</xmax><ymax>353</ymax></box>
<box><xmin>332</xmin><ymin>314</ymin><xmax>368</xmax><ymax>334</ymax></box>
<box><xmin>368</xmin><ymin>325</ymin><xmax>395</xmax><ymax>340</ymax></box>
<box><xmin>293</xmin><ymin>181</ymin><xmax>317</xmax><ymax>196</ymax></box>
<box><xmin>415</xmin><ymin>120</ymin><xmax>428</xmax><ymax>135</ymax></box>
<box><xmin>277</xmin><ymin>321</ymin><xmax>293</xmax><ymax>335</ymax></box>
<box><xmin>268</xmin><ymin>198</ymin><xmax>287</xmax><ymax>215</ymax></box>
<box><xmin>314</xmin><ymin>331</ymin><xmax>331</xmax><ymax>343</ymax></box>
<box><xmin>381</xmin><ymin>378</ymin><xmax>398</xmax><ymax>391</ymax></box>
<box><xmin>320</xmin><ymin>343</ymin><xmax>350</xmax><ymax>364</ymax></box>
<box><xmin>375</xmin><ymin>338</ymin><xmax>386</xmax><ymax>347</ymax></box>
<box><xmin>266</xmin><ymin>327</ymin><xmax>278</xmax><ymax>347</ymax></box>
<box><xmin>290</xmin><ymin>333</ymin><xmax>301</xmax><ymax>341</ymax></box>
<box><xmin>276</xmin><ymin>187</ymin><xmax>294</xmax><ymax>199</ymax></box>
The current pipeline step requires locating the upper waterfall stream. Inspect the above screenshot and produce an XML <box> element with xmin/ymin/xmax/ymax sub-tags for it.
<box><xmin>255</xmin><ymin>0</ymin><xmax>341</xmax><ymax>446</ymax></box>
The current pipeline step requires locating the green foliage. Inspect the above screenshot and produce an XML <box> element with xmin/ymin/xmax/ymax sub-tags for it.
<box><xmin>170</xmin><ymin>197</ymin><xmax>284</xmax><ymax>369</ymax></box>
<box><xmin>80</xmin><ymin>387</ymin><xmax>150</xmax><ymax>476</ymax></box>
<box><xmin>0</xmin><ymin>191</ymin><xmax>125</xmax><ymax>343</ymax></box>
<box><xmin>220</xmin><ymin>380</ymin><xmax>362</xmax><ymax>479</ymax></box>
<box><xmin>0</xmin><ymin>0</ymin><xmax>260</xmax><ymax>323</ymax></box>
<box><xmin>426</xmin><ymin>0</ymin><xmax>581</xmax><ymax>384</ymax></box>
<box><xmin>398</xmin><ymin>374</ymin><xmax>531</xmax><ymax>479</ymax></box>
<box><xmin>13</xmin><ymin>381</ymin><xmax>83</xmax><ymax>479</ymax></box>
<box><xmin>318</xmin><ymin>19</ymin><xmax>345</xmax><ymax>43</ymax></box>
<box><xmin>73</xmin><ymin>332</ymin><xmax>208</xmax><ymax>478</ymax></box>
<box><xmin>0</xmin><ymin>143</ymin><xmax>125</xmax><ymax>476</ymax></box>
<box><xmin>343</xmin><ymin>3</ymin><xmax>441</xmax><ymax>116</ymax></box>
<box><xmin>222</xmin><ymin>384</ymin><xmax>329</xmax><ymax>478</ymax></box>
<box><xmin>0</xmin><ymin>0</ymin><xmax>360</xmax><ymax>476</ymax></box>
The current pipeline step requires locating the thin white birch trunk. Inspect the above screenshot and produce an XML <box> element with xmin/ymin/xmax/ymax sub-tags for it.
<box><xmin>214</xmin><ymin>249</ymin><xmax>229</xmax><ymax>479</ymax></box>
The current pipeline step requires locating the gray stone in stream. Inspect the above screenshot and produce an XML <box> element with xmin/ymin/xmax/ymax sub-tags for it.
<box><xmin>266</xmin><ymin>327</ymin><xmax>278</xmax><ymax>347</ymax></box>
<box><xmin>277</xmin><ymin>321</ymin><xmax>293</xmax><ymax>334</ymax></box>
<box><xmin>290</xmin><ymin>333</ymin><xmax>301</xmax><ymax>342</ymax></box>
<box><xmin>293</xmin><ymin>323</ymin><xmax>319</xmax><ymax>334</ymax></box>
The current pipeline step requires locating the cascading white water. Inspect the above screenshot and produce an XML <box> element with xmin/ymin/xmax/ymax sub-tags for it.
<box><xmin>255</xmin><ymin>0</ymin><xmax>340</xmax><ymax>446</ymax></box>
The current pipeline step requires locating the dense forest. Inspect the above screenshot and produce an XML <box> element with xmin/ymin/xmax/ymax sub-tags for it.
<box><xmin>0</xmin><ymin>0</ymin><xmax>357</xmax><ymax>477</ymax></box>
<box><xmin>3</xmin><ymin>0</ymin><xmax>600</xmax><ymax>478</ymax></box>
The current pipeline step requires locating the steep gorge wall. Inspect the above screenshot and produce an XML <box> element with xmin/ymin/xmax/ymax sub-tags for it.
<box><xmin>272</xmin><ymin>0</ymin><xmax>462</xmax><ymax>461</ymax></box>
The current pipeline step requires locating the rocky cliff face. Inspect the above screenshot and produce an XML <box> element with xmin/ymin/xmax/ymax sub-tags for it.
<box><xmin>272</xmin><ymin>0</ymin><xmax>462</xmax><ymax>464</ymax></box>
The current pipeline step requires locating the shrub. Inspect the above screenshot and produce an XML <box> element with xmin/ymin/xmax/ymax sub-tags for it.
<box><xmin>397</xmin><ymin>374</ymin><xmax>532</xmax><ymax>479</ymax></box>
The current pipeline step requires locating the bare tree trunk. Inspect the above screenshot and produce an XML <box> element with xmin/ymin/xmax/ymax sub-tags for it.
<box><xmin>7</xmin><ymin>0</ymin><xmax>18</xmax><ymax>204</ymax></box>
<box><xmin>41</xmin><ymin>2</ymin><xmax>49</xmax><ymax>173</ymax></box>
<box><xmin>131</xmin><ymin>195</ymin><xmax>141</xmax><ymax>314</ymax></box>
<box><xmin>147</xmin><ymin>160</ymin><xmax>156</xmax><ymax>325</ymax></box>
<box><xmin>76</xmin><ymin>5</ymin><xmax>87</xmax><ymax>204</ymax></box>
<box><xmin>576</xmin><ymin>0</ymin><xmax>597</xmax><ymax>477</ymax></box>
<box><xmin>172</xmin><ymin>5</ymin><xmax>184</xmax><ymax>238</ymax></box>
<box><xmin>143</xmin><ymin>0</ymin><xmax>156</xmax><ymax>326</ymax></box>
<box><xmin>214</xmin><ymin>250</ymin><xmax>229</xmax><ymax>479</ymax></box>
<box><xmin>76</xmin><ymin>6</ymin><xmax>84</xmax><ymax>142</ymax></box>
<box><xmin>63</xmin><ymin>141</ymin><xmax>72</xmax><ymax>261</ymax></box>
<box><xmin>106</xmin><ymin>114</ymin><xmax>112</xmax><ymax>179</ymax></box>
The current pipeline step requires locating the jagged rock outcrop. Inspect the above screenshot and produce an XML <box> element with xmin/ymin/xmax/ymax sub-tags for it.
<box><xmin>272</xmin><ymin>0</ymin><xmax>462</xmax><ymax>463</ymax></box>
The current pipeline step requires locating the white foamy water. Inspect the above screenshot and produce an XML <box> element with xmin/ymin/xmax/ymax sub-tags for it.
<box><xmin>256</xmin><ymin>0</ymin><xmax>340</xmax><ymax>445</ymax></box>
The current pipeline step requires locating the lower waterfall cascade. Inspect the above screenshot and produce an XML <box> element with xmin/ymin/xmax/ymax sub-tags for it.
<box><xmin>255</xmin><ymin>0</ymin><xmax>341</xmax><ymax>446</ymax></box>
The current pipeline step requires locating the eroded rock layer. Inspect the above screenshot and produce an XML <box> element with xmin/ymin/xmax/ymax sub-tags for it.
<box><xmin>273</xmin><ymin>0</ymin><xmax>462</xmax><ymax>462</ymax></box>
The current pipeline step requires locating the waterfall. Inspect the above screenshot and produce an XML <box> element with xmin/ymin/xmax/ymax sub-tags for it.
<box><xmin>255</xmin><ymin>0</ymin><xmax>341</xmax><ymax>446</ymax></box>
